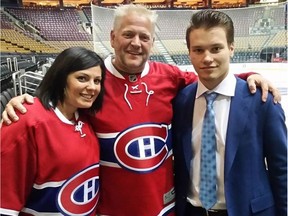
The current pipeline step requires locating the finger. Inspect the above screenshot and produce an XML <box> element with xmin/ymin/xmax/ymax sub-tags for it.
<box><xmin>4</xmin><ymin>102</ymin><xmax>25</xmax><ymax>123</ymax></box>
<box><xmin>247</xmin><ymin>74</ymin><xmax>257</xmax><ymax>94</ymax></box>
<box><xmin>260</xmin><ymin>82</ymin><xmax>269</xmax><ymax>102</ymax></box>
<box><xmin>2</xmin><ymin>110</ymin><xmax>12</xmax><ymax>125</ymax></box>
<box><xmin>265</xmin><ymin>81</ymin><xmax>281</xmax><ymax>104</ymax></box>
<box><xmin>24</xmin><ymin>94</ymin><xmax>34</xmax><ymax>104</ymax></box>
<box><xmin>270</xmin><ymin>87</ymin><xmax>281</xmax><ymax>104</ymax></box>
<box><xmin>248</xmin><ymin>84</ymin><xmax>256</xmax><ymax>94</ymax></box>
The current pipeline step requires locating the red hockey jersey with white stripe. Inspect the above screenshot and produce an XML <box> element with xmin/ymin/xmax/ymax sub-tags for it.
<box><xmin>92</xmin><ymin>56</ymin><xmax>198</xmax><ymax>216</ymax></box>
<box><xmin>1</xmin><ymin>98</ymin><xmax>100</xmax><ymax>216</ymax></box>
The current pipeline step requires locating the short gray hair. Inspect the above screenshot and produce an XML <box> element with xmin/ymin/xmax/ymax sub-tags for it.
<box><xmin>113</xmin><ymin>4</ymin><xmax>158</xmax><ymax>33</ymax></box>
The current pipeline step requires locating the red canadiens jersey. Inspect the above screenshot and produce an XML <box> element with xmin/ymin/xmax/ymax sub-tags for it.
<box><xmin>92</xmin><ymin>56</ymin><xmax>198</xmax><ymax>216</ymax></box>
<box><xmin>0</xmin><ymin>98</ymin><xmax>100</xmax><ymax>216</ymax></box>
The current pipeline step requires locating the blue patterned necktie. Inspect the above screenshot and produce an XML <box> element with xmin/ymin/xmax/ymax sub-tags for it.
<box><xmin>200</xmin><ymin>92</ymin><xmax>218</xmax><ymax>210</ymax></box>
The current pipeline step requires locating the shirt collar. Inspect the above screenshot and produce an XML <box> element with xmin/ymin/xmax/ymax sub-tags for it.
<box><xmin>196</xmin><ymin>72</ymin><xmax>237</xmax><ymax>98</ymax></box>
<box><xmin>104</xmin><ymin>55</ymin><xmax>150</xmax><ymax>79</ymax></box>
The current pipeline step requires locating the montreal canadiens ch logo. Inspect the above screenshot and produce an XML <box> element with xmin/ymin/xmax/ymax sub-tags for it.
<box><xmin>114</xmin><ymin>123</ymin><xmax>169</xmax><ymax>173</ymax></box>
<box><xmin>57</xmin><ymin>164</ymin><xmax>100</xmax><ymax>216</ymax></box>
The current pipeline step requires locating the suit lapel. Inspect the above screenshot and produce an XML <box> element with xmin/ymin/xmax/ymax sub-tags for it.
<box><xmin>181</xmin><ymin>85</ymin><xmax>197</xmax><ymax>172</ymax></box>
<box><xmin>224</xmin><ymin>79</ymin><xmax>252</xmax><ymax>177</ymax></box>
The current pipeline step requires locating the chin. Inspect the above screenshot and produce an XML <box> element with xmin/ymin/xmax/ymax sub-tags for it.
<box><xmin>79</xmin><ymin>102</ymin><xmax>93</xmax><ymax>109</ymax></box>
<box><xmin>126</xmin><ymin>59</ymin><xmax>141</xmax><ymax>65</ymax></box>
<box><xmin>131</xmin><ymin>60</ymin><xmax>145</xmax><ymax>68</ymax></box>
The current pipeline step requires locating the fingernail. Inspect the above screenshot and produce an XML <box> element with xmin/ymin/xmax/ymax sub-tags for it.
<box><xmin>13</xmin><ymin>117</ymin><xmax>19</xmax><ymax>121</ymax></box>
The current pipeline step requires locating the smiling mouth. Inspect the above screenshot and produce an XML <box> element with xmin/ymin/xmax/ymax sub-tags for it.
<box><xmin>81</xmin><ymin>94</ymin><xmax>94</xmax><ymax>100</ymax></box>
<box><xmin>127</xmin><ymin>51</ymin><xmax>141</xmax><ymax>56</ymax></box>
<box><xmin>200</xmin><ymin>66</ymin><xmax>217</xmax><ymax>70</ymax></box>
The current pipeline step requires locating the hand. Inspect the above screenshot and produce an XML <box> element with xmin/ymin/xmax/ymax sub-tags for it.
<box><xmin>247</xmin><ymin>74</ymin><xmax>281</xmax><ymax>103</ymax></box>
<box><xmin>1</xmin><ymin>94</ymin><xmax>34</xmax><ymax>125</ymax></box>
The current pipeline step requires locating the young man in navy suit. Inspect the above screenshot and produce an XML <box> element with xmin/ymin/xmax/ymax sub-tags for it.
<box><xmin>172</xmin><ymin>10</ymin><xmax>287</xmax><ymax>216</ymax></box>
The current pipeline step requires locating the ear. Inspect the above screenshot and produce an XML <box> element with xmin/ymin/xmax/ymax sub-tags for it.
<box><xmin>229</xmin><ymin>42</ymin><xmax>235</xmax><ymax>58</ymax></box>
<box><xmin>110</xmin><ymin>30</ymin><xmax>115</xmax><ymax>48</ymax></box>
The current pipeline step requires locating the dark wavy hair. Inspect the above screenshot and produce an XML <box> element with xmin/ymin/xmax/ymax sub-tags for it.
<box><xmin>35</xmin><ymin>47</ymin><xmax>106</xmax><ymax>114</ymax></box>
<box><xmin>186</xmin><ymin>10</ymin><xmax>234</xmax><ymax>51</ymax></box>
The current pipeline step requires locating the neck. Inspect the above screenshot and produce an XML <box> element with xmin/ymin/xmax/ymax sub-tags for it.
<box><xmin>56</xmin><ymin>102</ymin><xmax>76</xmax><ymax>121</ymax></box>
<box><xmin>111</xmin><ymin>58</ymin><xmax>143</xmax><ymax>76</ymax></box>
<box><xmin>118</xmin><ymin>70</ymin><xmax>142</xmax><ymax>77</ymax></box>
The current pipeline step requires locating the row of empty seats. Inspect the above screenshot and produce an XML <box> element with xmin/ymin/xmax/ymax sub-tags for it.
<box><xmin>1</xmin><ymin>4</ymin><xmax>286</xmax><ymax>63</ymax></box>
<box><xmin>5</xmin><ymin>7</ymin><xmax>92</xmax><ymax>41</ymax></box>
<box><xmin>1</xmin><ymin>29</ymin><xmax>59</xmax><ymax>53</ymax></box>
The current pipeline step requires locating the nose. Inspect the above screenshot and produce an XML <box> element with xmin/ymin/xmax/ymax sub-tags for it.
<box><xmin>131</xmin><ymin>35</ymin><xmax>141</xmax><ymax>47</ymax></box>
<box><xmin>86</xmin><ymin>81</ymin><xmax>98</xmax><ymax>91</ymax></box>
<box><xmin>203</xmin><ymin>51</ymin><xmax>213</xmax><ymax>64</ymax></box>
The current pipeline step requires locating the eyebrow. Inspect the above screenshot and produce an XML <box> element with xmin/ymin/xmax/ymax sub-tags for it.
<box><xmin>191</xmin><ymin>43</ymin><xmax>224</xmax><ymax>48</ymax></box>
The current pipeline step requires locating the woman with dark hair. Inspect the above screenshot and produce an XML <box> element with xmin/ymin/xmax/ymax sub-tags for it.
<box><xmin>0</xmin><ymin>47</ymin><xmax>105</xmax><ymax>215</ymax></box>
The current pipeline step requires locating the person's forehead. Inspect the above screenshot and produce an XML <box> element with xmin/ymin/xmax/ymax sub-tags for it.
<box><xmin>189</xmin><ymin>27</ymin><xmax>227</xmax><ymax>39</ymax></box>
<box><xmin>189</xmin><ymin>28</ymin><xmax>229</xmax><ymax>47</ymax></box>
<box><xmin>119</xmin><ymin>14</ymin><xmax>152</xmax><ymax>29</ymax></box>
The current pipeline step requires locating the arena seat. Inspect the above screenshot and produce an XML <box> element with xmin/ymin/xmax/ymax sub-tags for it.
<box><xmin>5</xmin><ymin>7</ymin><xmax>90</xmax><ymax>41</ymax></box>
<box><xmin>171</xmin><ymin>54</ymin><xmax>191</xmax><ymax>65</ymax></box>
<box><xmin>267</xmin><ymin>30</ymin><xmax>287</xmax><ymax>47</ymax></box>
<box><xmin>0</xmin><ymin>64</ymin><xmax>13</xmax><ymax>92</ymax></box>
<box><xmin>0</xmin><ymin>87</ymin><xmax>15</xmax><ymax>117</ymax></box>
<box><xmin>149</xmin><ymin>55</ymin><xmax>168</xmax><ymax>63</ymax></box>
<box><xmin>0</xmin><ymin>3</ymin><xmax>286</xmax><ymax>65</ymax></box>
<box><xmin>82</xmin><ymin>7</ymin><xmax>92</xmax><ymax>22</ymax></box>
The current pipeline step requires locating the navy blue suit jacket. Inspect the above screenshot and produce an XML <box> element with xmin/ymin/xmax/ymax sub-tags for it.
<box><xmin>172</xmin><ymin>77</ymin><xmax>287</xmax><ymax>216</ymax></box>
